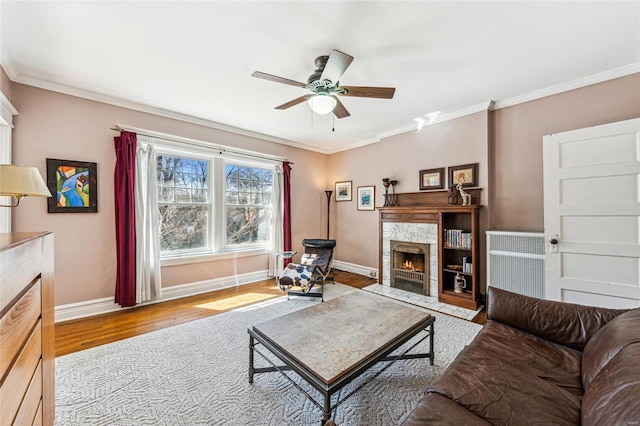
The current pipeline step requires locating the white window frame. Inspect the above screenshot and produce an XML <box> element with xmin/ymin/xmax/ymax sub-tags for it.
<box><xmin>222</xmin><ymin>158</ymin><xmax>275</xmax><ymax>252</ymax></box>
<box><xmin>148</xmin><ymin>136</ymin><xmax>277</xmax><ymax>266</ymax></box>
<box><xmin>0</xmin><ymin>92</ymin><xmax>18</xmax><ymax>232</ymax></box>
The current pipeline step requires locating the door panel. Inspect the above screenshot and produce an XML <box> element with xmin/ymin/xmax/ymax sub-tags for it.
<box><xmin>544</xmin><ymin>118</ymin><xmax>640</xmax><ymax>308</ymax></box>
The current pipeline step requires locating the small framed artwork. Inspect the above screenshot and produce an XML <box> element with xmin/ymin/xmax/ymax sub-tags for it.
<box><xmin>448</xmin><ymin>163</ymin><xmax>478</xmax><ymax>188</ymax></box>
<box><xmin>419</xmin><ymin>167</ymin><xmax>445</xmax><ymax>190</ymax></box>
<box><xmin>46</xmin><ymin>158</ymin><xmax>98</xmax><ymax>213</ymax></box>
<box><xmin>357</xmin><ymin>186</ymin><xmax>375</xmax><ymax>211</ymax></box>
<box><xmin>335</xmin><ymin>181</ymin><xmax>352</xmax><ymax>201</ymax></box>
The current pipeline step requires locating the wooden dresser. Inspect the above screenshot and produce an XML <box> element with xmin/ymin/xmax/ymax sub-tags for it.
<box><xmin>0</xmin><ymin>232</ymin><xmax>54</xmax><ymax>426</ymax></box>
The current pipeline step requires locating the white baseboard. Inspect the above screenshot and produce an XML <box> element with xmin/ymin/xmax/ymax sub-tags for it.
<box><xmin>55</xmin><ymin>270</ymin><xmax>271</xmax><ymax>323</ymax></box>
<box><xmin>333</xmin><ymin>260</ymin><xmax>378</xmax><ymax>279</ymax></box>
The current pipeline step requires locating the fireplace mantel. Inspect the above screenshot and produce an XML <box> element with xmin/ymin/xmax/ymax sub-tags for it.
<box><xmin>378</xmin><ymin>204</ymin><xmax>482</xmax><ymax>310</ymax></box>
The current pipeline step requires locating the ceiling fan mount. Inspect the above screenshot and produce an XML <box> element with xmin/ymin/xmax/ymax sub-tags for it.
<box><xmin>252</xmin><ymin>49</ymin><xmax>395</xmax><ymax>119</ymax></box>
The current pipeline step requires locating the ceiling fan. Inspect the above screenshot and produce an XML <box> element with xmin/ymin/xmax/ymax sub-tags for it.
<box><xmin>251</xmin><ymin>49</ymin><xmax>396</xmax><ymax>119</ymax></box>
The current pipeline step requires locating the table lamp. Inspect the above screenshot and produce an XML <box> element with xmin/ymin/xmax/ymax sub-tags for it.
<box><xmin>0</xmin><ymin>164</ymin><xmax>52</xmax><ymax>207</ymax></box>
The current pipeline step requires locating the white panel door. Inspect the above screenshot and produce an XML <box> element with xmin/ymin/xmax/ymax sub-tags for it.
<box><xmin>543</xmin><ymin>118</ymin><xmax>640</xmax><ymax>308</ymax></box>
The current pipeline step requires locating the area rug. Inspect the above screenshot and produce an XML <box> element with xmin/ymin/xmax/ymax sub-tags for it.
<box><xmin>55</xmin><ymin>284</ymin><xmax>482</xmax><ymax>426</ymax></box>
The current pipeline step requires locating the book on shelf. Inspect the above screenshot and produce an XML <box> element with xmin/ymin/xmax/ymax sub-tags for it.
<box><xmin>462</xmin><ymin>256</ymin><xmax>473</xmax><ymax>273</ymax></box>
<box><xmin>444</xmin><ymin>229</ymin><xmax>472</xmax><ymax>249</ymax></box>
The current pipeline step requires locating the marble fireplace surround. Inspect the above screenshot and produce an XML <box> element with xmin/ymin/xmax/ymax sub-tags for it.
<box><xmin>382</xmin><ymin>222</ymin><xmax>438</xmax><ymax>296</ymax></box>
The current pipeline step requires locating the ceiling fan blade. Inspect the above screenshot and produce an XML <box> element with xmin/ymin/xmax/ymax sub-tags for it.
<box><xmin>275</xmin><ymin>95</ymin><xmax>309</xmax><ymax>110</ymax></box>
<box><xmin>332</xmin><ymin>96</ymin><xmax>350</xmax><ymax>119</ymax></box>
<box><xmin>320</xmin><ymin>50</ymin><xmax>354</xmax><ymax>87</ymax></box>
<box><xmin>251</xmin><ymin>71</ymin><xmax>307</xmax><ymax>88</ymax></box>
<box><xmin>340</xmin><ymin>86</ymin><xmax>396</xmax><ymax>99</ymax></box>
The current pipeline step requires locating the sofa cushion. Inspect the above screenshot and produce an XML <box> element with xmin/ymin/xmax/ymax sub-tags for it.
<box><xmin>426</xmin><ymin>321</ymin><xmax>583</xmax><ymax>425</ymax></box>
<box><xmin>487</xmin><ymin>287</ymin><xmax>627</xmax><ymax>351</ymax></box>
<box><xmin>581</xmin><ymin>308</ymin><xmax>640</xmax><ymax>388</ymax></box>
<box><xmin>469</xmin><ymin>321</ymin><xmax>583</xmax><ymax>394</ymax></box>
<box><xmin>401</xmin><ymin>392</ymin><xmax>491</xmax><ymax>426</ymax></box>
<box><xmin>582</xmin><ymin>342</ymin><xmax>640</xmax><ymax>425</ymax></box>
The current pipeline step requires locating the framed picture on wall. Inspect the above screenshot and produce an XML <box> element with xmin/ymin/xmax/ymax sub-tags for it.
<box><xmin>419</xmin><ymin>167</ymin><xmax>445</xmax><ymax>190</ymax></box>
<box><xmin>46</xmin><ymin>158</ymin><xmax>98</xmax><ymax>213</ymax></box>
<box><xmin>357</xmin><ymin>186</ymin><xmax>375</xmax><ymax>210</ymax></box>
<box><xmin>335</xmin><ymin>181</ymin><xmax>352</xmax><ymax>201</ymax></box>
<box><xmin>448</xmin><ymin>163</ymin><xmax>478</xmax><ymax>188</ymax></box>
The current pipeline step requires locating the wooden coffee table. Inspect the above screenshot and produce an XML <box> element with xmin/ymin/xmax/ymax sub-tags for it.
<box><xmin>248</xmin><ymin>291</ymin><xmax>435</xmax><ymax>424</ymax></box>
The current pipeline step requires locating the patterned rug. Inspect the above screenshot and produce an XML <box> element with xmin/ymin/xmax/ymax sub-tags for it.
<box><xmin>55</xmin><ymin>284</ymin><xmax>481</xmax><ymax>426</ymax></box>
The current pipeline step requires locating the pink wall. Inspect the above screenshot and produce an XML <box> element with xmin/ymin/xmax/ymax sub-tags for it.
<box><xmin>10</xmin><ymin>84</ymin><xmax>327</xmax><ymax>305</ymax></box>
<box><xmin>9</xmin><ymin>72</ymin><xmax>640</xmax><ymax>306</ymax></box>
<box><xmin>328</xmin><ymin>111</ymin><xmax>490</xmax><ymax>270</ymax></box>
<box><xmin>490</xmin><ymin>73</ymin><xmax>640</xmax><ymax>231</ymax></box>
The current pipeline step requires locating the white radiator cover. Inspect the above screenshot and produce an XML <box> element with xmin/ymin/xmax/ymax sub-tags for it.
<box><xmin>486</xmin><ymin>231</ymin><xmax>545</xmax><ymax>299</ymax></box>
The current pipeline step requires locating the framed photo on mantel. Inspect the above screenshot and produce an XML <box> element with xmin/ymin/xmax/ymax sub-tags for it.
<box><xmin>419</xmin><ymin>167</ymin><xmax>445</xmax><ymax>190</ymax></box>
<box><xmin>448</xmin><ymin>163</ymin><xmax>478</xmax><ymax>188</ymax></box>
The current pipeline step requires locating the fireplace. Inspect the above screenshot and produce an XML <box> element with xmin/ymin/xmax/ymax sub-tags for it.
<box><xmin>390</xmin><ymin>240</ymin><xmax>430</xmax><ymax>296</ymax></box>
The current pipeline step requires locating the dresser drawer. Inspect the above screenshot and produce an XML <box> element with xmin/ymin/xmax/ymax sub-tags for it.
<box><xmin>0</xmin><ymin>280</ymin><xmax>41</xmax><ymax>378</ymax></box>
<box><xmin>13</xmin><ymin>360</ymin><xmax>43</xmax><ymax>426</ymax></box>
<box><xmin>0</xmin><ymin>319</ymin><xmax>42</xmax><ymax>425</ymax></box>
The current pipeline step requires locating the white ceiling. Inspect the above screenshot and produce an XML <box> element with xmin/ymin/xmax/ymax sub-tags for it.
<box><xmin>1</xmin><ymin>1</ymin><xmax>639</xmax><ymax>154</ymax></box>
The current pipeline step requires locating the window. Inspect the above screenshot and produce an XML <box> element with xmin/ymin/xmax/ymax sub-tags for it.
<box><xmin>156</xmin><ymin>154</ymin><xmax>210</xmax><ymax>254</ymax></box>
<box><xmin>154</xmin><ymin>142</ymin><xmax>275</xmax><ymax>260</ymax></box>
<box><xmin>225</xmin><ymin>164</ymin><xmax>273</xmax><ymax>248</ymax></box>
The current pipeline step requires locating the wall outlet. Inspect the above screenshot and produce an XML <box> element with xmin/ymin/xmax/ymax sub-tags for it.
<box><xmin>370</xmin><ymin>270</ymin><xmax>378</xmax><ymax>278</ymax></box>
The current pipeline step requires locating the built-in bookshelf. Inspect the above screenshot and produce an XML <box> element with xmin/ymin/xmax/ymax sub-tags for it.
<box><xmin>439</xmin><ymin>206</ymin><xmax>481</xmax><ymax>310</ymax></box>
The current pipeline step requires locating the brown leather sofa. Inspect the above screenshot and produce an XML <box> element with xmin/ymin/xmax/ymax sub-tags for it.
<box><xmin>402</xmin><ymin>287</ymin><xmax>640</xmax><ymax>425</ymax></box>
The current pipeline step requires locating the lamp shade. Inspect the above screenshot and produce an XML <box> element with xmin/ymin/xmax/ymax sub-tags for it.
<box><xmin>0</xmin><ymin>165</ymin><xmax>52</xmax><ymax>198</ymax></box>
<box><xmin>308</xmin><ymin>94</ymin><xmax>337</xmax><ymax>115</ymax></box>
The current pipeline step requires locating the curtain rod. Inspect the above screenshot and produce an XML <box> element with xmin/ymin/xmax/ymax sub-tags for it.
<box><xmin>110</xmin><ymin>125</ymin><xmax>292</xmax><ymax>165</ymax></box>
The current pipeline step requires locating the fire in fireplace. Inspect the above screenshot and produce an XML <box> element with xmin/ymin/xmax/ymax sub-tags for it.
<box><xmin>390</xmin><ymin>240</ymin><xmax>430</xmax><ymax>296</ymax></box>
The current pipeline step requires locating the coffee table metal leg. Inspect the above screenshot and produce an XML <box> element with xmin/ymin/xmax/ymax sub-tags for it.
<box><xmin>429</xmin><ymin>322</ymin><xmax>435</xmax><ymax>366</ymax></box>
<box><xmin>249</xmin><ymin>335</ymin><xmax>255</xmax><ymax>384</ymax></box>
<box><xmin>322</xmin><ymin>392</ymin><xmax>331</xmax><ymax>425</ymax></box>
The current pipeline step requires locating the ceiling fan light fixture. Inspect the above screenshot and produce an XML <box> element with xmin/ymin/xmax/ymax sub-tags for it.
<box><xmin>308</xmin><ymin>94</ymin><xmax>336</xmax><ymax>115</ymax></box>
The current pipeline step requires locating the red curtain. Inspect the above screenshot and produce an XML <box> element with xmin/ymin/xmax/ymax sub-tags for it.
<box><xmin>283</xmin><ymin>161</ymin><xmax>292</xmax><ymax>266</ymax></box>
<box><xmin>114</xmin><ymin>131</ymin><xmax>137</xmax><ymax>307</ymax></box>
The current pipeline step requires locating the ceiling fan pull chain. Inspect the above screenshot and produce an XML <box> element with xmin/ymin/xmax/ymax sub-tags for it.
<box><xmin>332</xmin><ymin>114</ymin><xmax>335</xmax><ymax>132</ymax></box>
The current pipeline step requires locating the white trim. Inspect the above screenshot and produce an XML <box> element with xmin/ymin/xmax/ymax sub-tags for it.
<box><xmin>0</xmin><ymin>92</ymin><xmax>18</xmax><ymax>119</ymax></box>
<box><xmin>55</xmin><ymin>269</ymin><xmax>271</xmax><ymax>323</ymax></box>
<box><xmin>493</xmin><ymin>63</ymin><xmax>640</xmax><ymax>110</ymax></box>
<box><xmin>0</xmin><ymin>44</ymin><xmax>18</xmax><ymax>81</ymax></box>
<box><xmin>13</xmin><ymin>73</ymin><xmax>331</xmax><ymax>153</ymax></box>
<box><xmin>5</xmin><ymin>46</ymin><xmax>638</xmax><ymax>155</ymax></box>
<box><xmin>333</xmin><ymin>259</ymin><xmax>378</xmax><ymax>278</ymax></box>
<box><xmin>372</xmin><ymin>101</ymin><xmax>495</xmax><ymax>144</ymax></box>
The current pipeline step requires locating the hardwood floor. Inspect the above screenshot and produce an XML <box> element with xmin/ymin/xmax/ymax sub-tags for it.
<box><xmin>55</xmin><ymin>270</ymin><xmax>484</xmax><ymax>357</ymax></box>
<box><xmin>55</xmin><ymin>270</ymin><xmax>376</xmax><ymax>357</ymax></box>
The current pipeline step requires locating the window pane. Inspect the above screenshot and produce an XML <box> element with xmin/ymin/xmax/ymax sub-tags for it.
<box><xmin>157</xmin><ymin>155</ymin><xmax>208</xmax><ymax>204</ymax></box>
<box><xmin>158</xmin><ymin>205</ymin><xmax>209</xmax><ymax>252</ymax></box>
<box><xmin>225</xmin><ymin>164</ymin><xmax>273</xmax><ymax>247</ymax></box>
<box><xmin>226</xmin><ymin>207</ymin><xmax>271</xmax><ymax>246</ymax></box>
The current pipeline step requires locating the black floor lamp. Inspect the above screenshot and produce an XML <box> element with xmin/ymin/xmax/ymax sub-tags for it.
<box><xmin>325</xmin><ymin>190</ymin><xmax>333</xmax><ymax>239</ymax></box>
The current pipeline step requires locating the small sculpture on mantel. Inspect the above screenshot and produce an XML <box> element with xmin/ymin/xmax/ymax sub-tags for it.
<box><xmin>456</xmin><ymin>182</ymin><xmax>472</xmax><ymax>206</ymax></box>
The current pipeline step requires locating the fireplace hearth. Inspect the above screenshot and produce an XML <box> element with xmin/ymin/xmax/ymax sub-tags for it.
<box><xmin>390</xmin><ymin>240</ymin><xmax>430</xmax><ymax>296</ymax></box>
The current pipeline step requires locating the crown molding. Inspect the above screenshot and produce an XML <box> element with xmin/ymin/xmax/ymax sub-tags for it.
<box><xmin>492</xmin><ymin>62</ymin><xmax>640</xmax><ymax>110</ymax></box>
<box><xmin>0</xmin><ymin>44</ymin><xmax>18</xmax><ymax>81</ymax></box>
<box><xmin>4</xmin><ymin>53</ymin><xmax>638</xmax><ymax>156</ymax></box>
<box><xmin>354</xmin><ymin>100</ymin><xmax>495</xmax><ymax>149</ymax></box>
<box><xmin>12</xmin><ymin>72</ymin><xmax>334</xmax><ymax>155</ymax></box>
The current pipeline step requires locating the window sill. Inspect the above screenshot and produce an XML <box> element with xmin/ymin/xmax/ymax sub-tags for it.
<box><xmin>161</xmin><ymin>248</ymin><xmax>271</xmax><ymax>267</ymax></box>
